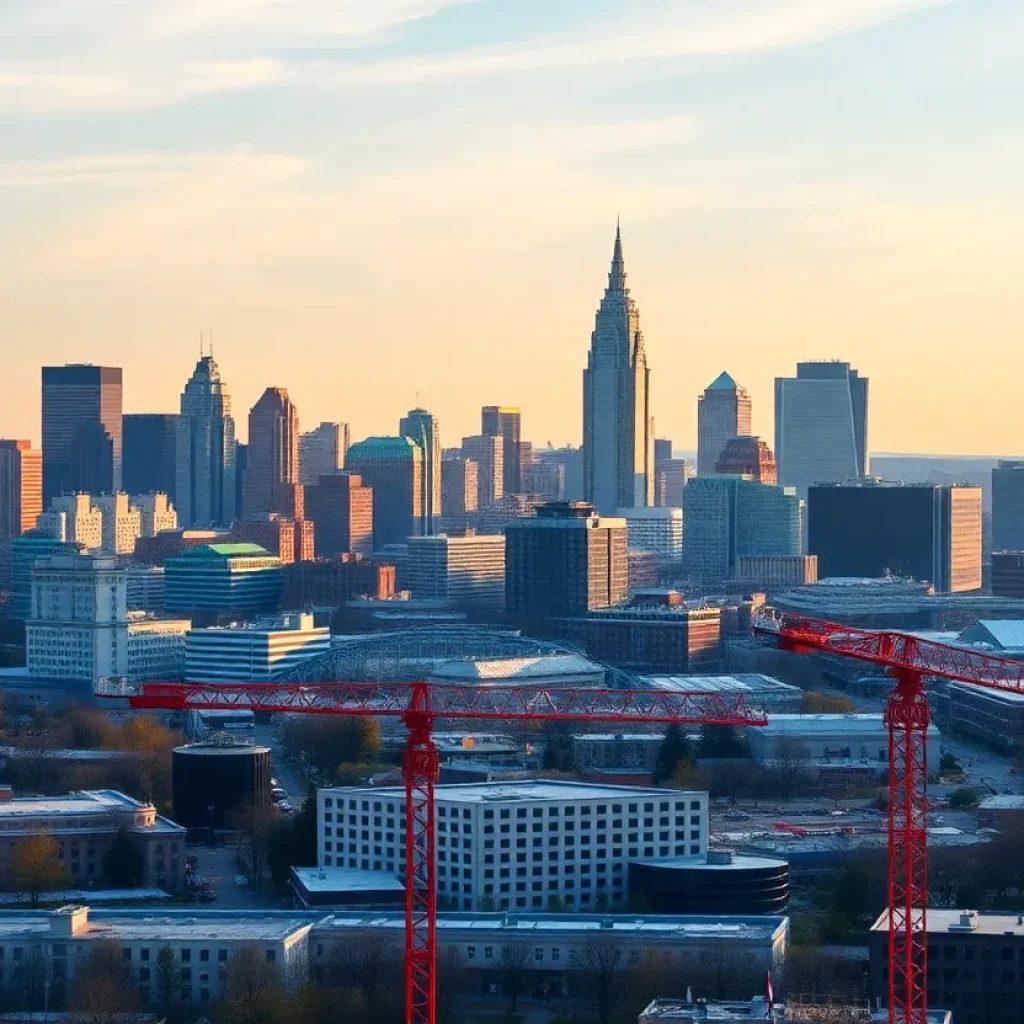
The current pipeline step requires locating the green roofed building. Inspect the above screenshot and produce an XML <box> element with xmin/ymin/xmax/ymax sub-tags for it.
<box><xmin>165</xmin><ymin>542</ymin><xmax>281</xmax><ymax>618</ymax></box>
<box><xmin>346</xmin><ymin>436</ymin><xmax>424</xmax><ymax>548</ymax></box>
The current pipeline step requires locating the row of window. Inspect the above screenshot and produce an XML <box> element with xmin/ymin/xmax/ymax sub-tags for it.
<box><xmin>322</xmin><ymin>797</ymin><xmax>702</xmax><ymax>816</ymax></box>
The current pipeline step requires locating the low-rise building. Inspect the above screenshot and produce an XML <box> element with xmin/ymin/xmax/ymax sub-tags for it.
<box><xmin>639</xmin><ymin>999</ymin><xmax>950</xmax><ymax>1024</ymax></box>
<box><xmin>185</xmin><ymin>612</ymin><xmax>331</xmax><ymax>683</ymax></box>
<box><xmin>735</xmin><ymin>555</ymin><xmax>817</xmax><ymax>592</ymax></box>
<box><xmin>572</xmin><ymin>734</ymin><xmax>665</xmax><ymax>772</ymax></box>
<box><xmin>869</xmin><ymin>909</ymin><xmax>1024</xmax><ymax>1024</ymax></box>
<box><xmin>945</xmin><ymin>682</ymin><xmax>1024</xmax><ymax>753</ymax></box>
<box><xmin>0</xmin><ymin>789</ymin><xmax>186</xmax><ymax>892</ymax></box>
<box><xmin>317</xmin><ymin>780</ymin><xmax>709</xmax><ymax>912</ymax></box>
<box><xmin>279</xmin><ymin>555</ymin><xmax>396</xmax><ymax>608</ymax></box>
<box><xmin>428</xmin><ymin>654</ymin><xmax>605</xmax><ymax>689</ymax></box>
<box><xmin>746</xmin><ymin>714</ymin><xmax>941</xmax><ymax>771</ymax></box>
<box><xmin>639</xmin><ymin>674</ymin><xmax>803</xmax><ymax>713</ymax></box>
<box><xmin>404</xmin><ymin>533</ymin><xmax>506</xmax><ymax>613</ymax></box>
<box><xmin>164</xmin><ymin>543</ymin><xmax>282</xmax><ymax>619</ymax></box>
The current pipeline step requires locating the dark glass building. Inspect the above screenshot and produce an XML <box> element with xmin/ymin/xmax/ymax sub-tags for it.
<box><xmin>41</xmin><ymin>364</ymin><xmax>123</xmax><ymax>504</ymax></box>
<box><xmin>164</xmin><ymin>542</ymin><xmax>281</xmax><ymax>618</ymax></box>
<box><xmin>807</xmin><ymin>482</ymin><xmax>982</xmax><ymax>593</ymax></box>
<box><xmin>123</xmin><ymin>413</ymin><xmax>181</xmax><ymax>501</ymax></box>
<box><xmin>505</xmin><ymin>501</ymin><xmax>628</xmax><ymax>618</ymax></box>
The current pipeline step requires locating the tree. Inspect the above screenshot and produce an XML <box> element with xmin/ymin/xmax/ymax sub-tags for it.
<box><xmin>698</xmin><ymin>725</ymin><xmax>750</xmax><ymax>759</ymax></box>
<box><xmin>653</xmin><ymin>725</ymin><xmax>692</xmax><ymax>785</ymax></box>
<box><xmin>436</xmin><ymin>947</ymin><xmax>466</xmax><ymax>1024</ymax></box>
<box><xmin>949</xmin><ymin>787</ymin><xmax>979</xmax><ymax>809</ymax></box>
<box><xmin>543</xmin><ymin>735</ymin><xmax>574</xmax><ymax>772</ymax></box>
<box><xmin>102</xmin><ymin>829</ymin><xmax>144</xmax><ymax>888</ymax></box>
<box><xmin>499</xmin><ymin>940</ymin><xmax>532</xmax><ymax>1012</ymax></box>
<box><xmin>154</xmin><ymin>946</ymin><xmax>178</xmax><ymax>1023</ymax></box>
<box><xmin>327</xmin><ymin>932</ymin><xmax>401</xmax><ymax>1013</ymax></box>
<box><xmin>68</xmin><ymin>939</ymin><xmax>141</xmax><ymax>1023</ymax></box>
<box><xmin>670</xmin><ymin>759</ymin><xmax>702</xmax><ymax>790</ymax></box>
<box><xmin>772</xmin><ymin>736</ymin><xmax>813</xmax><ymax>799</ymax></box>
<box><xmin>218</xmin><ymin>946</ymin><xmax>288</xmax><ymax>1024</ymax></box>
<box><xmin>228</xmin><ymin>796</ymin><xmax>279</xmax><ymax>889</ymax></box>
<box><xmin>576</xmin><ymin>938</ymin><xmax>625</xmax><ymax>1024</ymax></box>
<box><xmin>800</xmin><ymin>692</ymin><xmax>856</xmax><ymax>714</ymax></box>
<box><xmin>10</xmin><ymin>834</ymin><xmax>67</xmax><ymax>903</ymax></box>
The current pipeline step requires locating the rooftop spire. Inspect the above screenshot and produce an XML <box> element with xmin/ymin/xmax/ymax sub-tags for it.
<box><xmin>608</xmin><ymin>219</ymin><xmax>626</xmax><ymax>293</ymax></box>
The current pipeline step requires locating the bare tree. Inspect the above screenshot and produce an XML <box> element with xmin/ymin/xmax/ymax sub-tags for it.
<box><xmin>576</xmin><ymin>938</ymin><xmax>625</xmax><ymax>1024</ymax></box>
<box><xmin>326</xmin><ymin>931</ymin><xmax>402</xmax><ymax>1012</ymax></box>
<box><xmin>499</xmin><ymin>940</ymin><xmax>533</xmax><ymax>1012</ymax></box>
<box><xmin>228</xmin><ymin>797</ymin><xmax>278</xmax><ymax>890</ymax></box>
<box><xmin>67</xmin><ymin>939</ymin><xmax>142</xmax><ymax>1023</ymax></box>
<box><xmin>154</xmin><ymin>945</ymin><xmax>178</xmax><ymax>1022</ymax></box>
<box><xmin>436</xmin><ymin>946</ymin><xmax>467</xmax><ymax>1024</ymax></box>
<box><xmin>773</xmin><ymin>736</ymin><xmax>813</xmax><ymax>799</ymax></box>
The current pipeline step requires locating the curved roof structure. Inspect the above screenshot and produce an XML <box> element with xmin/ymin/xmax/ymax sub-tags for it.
<box><xmin>271</xmin><ymin>626</ymin><xmax>584</xmax><ymax>684</ymax></box>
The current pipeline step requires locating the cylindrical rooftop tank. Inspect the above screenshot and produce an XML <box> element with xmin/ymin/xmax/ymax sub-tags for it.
<box><xmin>172</xmin><ymin>742</ymin><xmax>271</xmax><ymax>830</ymax></box>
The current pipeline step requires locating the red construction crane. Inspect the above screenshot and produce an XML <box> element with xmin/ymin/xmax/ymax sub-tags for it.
<box><xmin>119</xmin><ymin>680</ymin><xmax>767</xmax><ymax>1024</ymax></box>
<box><xmin>752</xmin><ymin>611</ymin><xmax>1024</xmax><ymax>1024</ymax></box>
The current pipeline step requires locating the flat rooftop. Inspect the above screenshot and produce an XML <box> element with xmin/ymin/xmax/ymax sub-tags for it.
<box><xmin>429</xmin><ymin>655</ymin><xmax>604</xmax><ymax>682</ymax></box>
<box><xmin>871</xmin><ymin>909</ymin><xmax>1024</xmax><ymax>937</ymax></box>
<box><xmin>0</xmin><ymin>790</ymin><xmax>149</xmax><ymax>819</ymax></box>
<box><xmin>322</xmin><ymin>780</ymin><xmax>699</xmax><ymax>803</ymax></box>
<box><xmin>320</xmin><ymin>911</ymin><xmax>786</xmax><ymax>941</ymax></box>
<box><xmin>979</xmin><ymin>795</ymin><xmax>1024</xmax><ymax>810</ymax></box>
<box><xmin>290</xmin><ymin>867</ymin><xmax>405</xmax><ymax>894</ymax></box>
<box><xmin>641</xmin><ymin>674</ymin><xmax>801</xmax><ymax>695</ymax></box>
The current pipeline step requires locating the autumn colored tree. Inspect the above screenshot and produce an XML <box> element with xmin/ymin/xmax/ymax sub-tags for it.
<box><xmin>10</xmin><ymin>834</ymin><xmax>67</xmax><ymax>903</ymax></box>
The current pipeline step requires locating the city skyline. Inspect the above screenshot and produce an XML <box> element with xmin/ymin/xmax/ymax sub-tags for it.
<box><xmin>2</xmin><ymin>2</ymin><xmax>1023</xmax><ymax>455</ymax></box>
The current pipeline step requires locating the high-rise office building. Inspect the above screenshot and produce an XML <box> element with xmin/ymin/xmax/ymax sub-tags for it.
<box><xmin>683</xmin><ymin>477</ymin><xmax>802</xmax><ymax>584</ymax></box>
<box><xmin>177</xmin><ymin>356</ymin><xmax>236</xmax><ymax>528</ymax></box>
<box><xmin>617</xmin><ymin>507</ymin><xmax>684</xmax><ymax>563</ymax></box>
<box><xmin>41</xmin><ymin>365</ymin><xmax>123</xmax><ymax>503</ymax></box>
<box><xmin>522</xmin><ymin>462</ymin><xmax>565</xmax><ymax>500</ymax></box>
<box><xmin>345</xmin><ymin>437</ymin><xmax>424</xmax><ymax>548</ymax></box>
<box><xmin>165</xmin><ymin>543</ymin><xmax>282</xmax><ymax>618</ymax></box>
<box><xmin>807</xmin><ymin>482</ymin><xmax>982</xmax><ymax>593</ymax></box>
<box><xmin>234</xmin><ymin>443</ymin><xmax>247</xmax><ymax>521</ymax></box>
<box><xmin>304</xmin><ymin>472</ymin><xmax>373</xmax><ymax>558</ymax></box>
<box><xmin>92</xmin><ymin>493</ymin><xmax>142</xmax><ymax>555</ymax></box>
<box><xmin>243</xmin><ymin>387</ymin><xmax>302</xmax><ymax>521</ymax></box>
<box><xmin>0</xmin><ymin>440</ymin><xmax>42</xmax><ymax>540</ymax></box>
<box><xmin>715</xmin><ymin>436</ymin><xmax>777</xmax><ymax>484</ymax></box>
<box><xmin>654</xmin><ymin>452</ymin><xmax>687</xmax><ymax>508</ymax></box>
<box><xmin>536</xmin><ymin>446</ymin><xmax>585</xmax><ymax>501</ymax></box>
<box><xmin>404</xmin><ymin>533</ymin><xmax>506</xmax><ymax>614</ymax></box>
<box><xmin>775</xmin><ymin>361</ymin><xmax>868</xmax><ymax>495</ymax></box>
<box><xmin>505</xmin><ymin>501</ymin><xmax>628</xmax><ymax>617</ymax></box>
<box><xmin>654</xmin><ymin>438</ymin><xmax>673</xmax><ymax>465</ymax></box>
<box><xmin>461</xmin><ymin>435</ymin><xmax>503</xmax><ymax>508</ymax></box>
<box><xmin>122</xmin><ymin>414</ymin><xmax>181</xmax><ymax>503</ymax></box>
<box><xmin>8</xmin><ymin>530</ymin><xmax>83</xmax><ymax>619</ymax></box>
<box><xmin>481</xmin><ymin>406</ymin><xmax>522</xmax><ymax>495</ymax></box>
<box><xmin>992</xmin><ymin>461</ymin><xmax>1024</xmax><ymax>551</ymax></box>
<box><xmin>441</xmin><ymin>455</ymin><xmax>478</xmax><ymax>517</ymax></box>
<box><xmin>131</xmin><ymin>493</ymin><xmax>178</xmax><ymax>538</ymax></box>
<box><xmin>299</xmin><ymin>422</ymin><xmax>349</xmax><ymax>486</ymax></box>
<box><xmin>583</xmin><ymin>225</ymin><xmax>654</xmax><ymax>513</ymax></box>
<box><xmin>697</xmin><ymin>373</ymin><xmax>752</xmax><ymax>477</ymax></box>
<box><xmin>37</xmin><ymin>494</ymin><xmax>103</xmax><ymax>552</ymax></box>
<box><xmin>400</xmin><ymin>409</ymin><xmax>441</xmax><ymax>535</ymax></box>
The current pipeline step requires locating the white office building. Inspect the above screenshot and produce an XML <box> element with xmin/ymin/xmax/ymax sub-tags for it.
<box><xmin>317</xmin><ymin>780</ymin><xmax>708</xmax><ymax>912</ymax></box>
<box><xmin>132</xmin><ymin>492</ymin><xmax>178</xmax><ymax>537</ymax></box>
<box><xmin>185</xmin><ymin>611</ymin><xmax>330</xmax><ymax>683</ymax></box>
<box><xmin>617</xmin><ymin>507</ymin><xmax>683</xmax><ymax>562</ymax></box>
<box><xmin>92</xmin><ymin>492</ymin><xmax>142</xmax><ymax>555</ymax></box>
<box><xmin>404</xmin><ymin>533</ymin><xmax>506</xmax><ymax>612</ymax></box>
<box><xmin>36</xmin><ymin>494</ymin><xmax>103</xmax><ymax>552</ymax></box>
<box><xmin>26</xmin><ymin>553</ymin><xmax>188</xmax><ymax>685</ymax></box>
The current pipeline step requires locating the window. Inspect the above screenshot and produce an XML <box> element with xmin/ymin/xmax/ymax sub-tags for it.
<box><xmin>552</xmin><ymin>948</ymin><xmax>560</xmax><ymax>962</ymax></box>
<box><xmin>484</xmin><ymin>946</ymin><xmax>493</xmax><ymax>960</ymax></box>
<box><xmin>181</xmin><ymin>968</ymin><xmax>192</xmax><ymax>982</ymax></box>
<box><xmin>467</xmin><ymin>946</ymin><xmax>476</xmax><ymax>961</ymax></box>
<box><xmin>181</xmin><ymin>949</ymin><xmax>191</xmax><ymax>963</ymax></box>
<box><xmin>123</xmin><ymin>948</ymin><xmax>132</xmax><ymax>961</ymax></box>
<box><xmin>218</xmin><ymin>950</ymin><xmax>228</xmax><ymax>962</ymax></box>
<box><xmin>266</xmin><ymin>950</ymin><xmax>276</xmax><ymax>963</ymax></box>
<box><xmin>535</xmin><ymin>947</ymin><xmax>544</xmax><ymax>962</ymax></box>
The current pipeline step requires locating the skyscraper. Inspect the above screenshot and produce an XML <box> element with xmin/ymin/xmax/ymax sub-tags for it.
<box><xmin>506</xmin><ymin>502</ymin><xmax>628</xmax><ymax>617</ymax></box>
<box><xmin>481</xmin><ymin>406</ymin><xmax>522</xmax><ymax>495</ymax></box>
<box><xmin>400</xmin><ymin>409</ymin><xmax>441</xmax><ymax>535</ymax></box>
<box><xmin>714</xmin><ymin>436</ymin><xmax>777</xmax><ymax>484</ymax></box>
<box><xmin>123</xmin><ymin>414</ymin><xmax>181</xmax><ymax>501</ymax></box>
<box><xmin>346</xmin><ymin>437</ymin><xmax>424</xmax><ymax>547</ymax></box>
<box><xmin>243</xmin><ymin>388</ymin><xmax>301</xmax><ymax>521</ymax></box>
<box><xmin>683</xmin><ymin>477</ymin><xmax>802</xmax><ymax>584</ymax></box>
<box><xmin>582</xmin><ymin>225</ymin><xmax>653</xmax><ymax>513</ymax></box>
<box><xmin>177</xmin><ymin>356</ymin><xmax>236</xmax><ymax>527</ymax></box>
<box><xmin>461</xmin><ymin>435</ymin><xmax>503</xmax><ymax>508</ymax></box>
<box><xmin>808</xmin><ymin>482</ymin><xmax>981</xmax><ymax>593</ymax></box>
<box><xmin>41</xmin><ymin>365</ymin><xmax>123</xmax><ymax>503</ymax></box>
<box><xmin>304</xmin><ymin>472</ymin><xmax>374</xmax><ymax>558</ymax></box>
<box><xmin>441</xmin><ymin>455</ymin><xmax>478</xmax><ymax>518</ymax></box>
<box><xmin>299</xmin><ymin>422</ymin><xmax>349</xmax><ymax>486</ymax></box>
<box><xmin>697</xmin><ymin>372</ymin><xmax>752</xmax><ymax>476</ymax></box>
<box><xmin>992</xmin><ymin>461</ymin><xmax>1024</xmax><ymax>551</ymax></box>
<box><xmin>0</xmin><ymin>440</ymin><xmax>42</xmax><ymax>540</ymax></box>
<box><xmin>775</xmin><ymin>361</ymin><xmax>868</xmax><ymax>495</ymax></box>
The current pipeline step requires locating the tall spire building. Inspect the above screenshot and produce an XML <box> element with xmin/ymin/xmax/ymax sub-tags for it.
<box><xmin>583</xmin><ymin>224</ymin><xmax>653</xmax><ymax>514</ymax></box>
<box><xmin>176</xmin><ymin>356</ymin><xmax>236</xmax><ymax>527</ymax></box>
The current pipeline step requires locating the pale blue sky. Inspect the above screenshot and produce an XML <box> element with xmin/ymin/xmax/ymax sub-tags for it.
<box><xmin>1</xmin><ymin>0</ymin><xmax>1022</xmax><ymax>453</ymax></box>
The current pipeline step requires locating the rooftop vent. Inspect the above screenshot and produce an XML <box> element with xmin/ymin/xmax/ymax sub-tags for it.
<box><xmin>949</xmin><ymin>910</ymin><xmax>979</xmax><ymax>932</ymax></box>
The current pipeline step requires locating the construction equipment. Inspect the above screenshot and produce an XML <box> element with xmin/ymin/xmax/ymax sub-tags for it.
<box><xmin>753</xmin><ymin>610</ymin><xmax>1024</xmax><ymax>1024</ymax></box>
<box><xmin>118</xmin><ymin>680</ymin><xmax>767</xmax><ymax>1024</ymax></box>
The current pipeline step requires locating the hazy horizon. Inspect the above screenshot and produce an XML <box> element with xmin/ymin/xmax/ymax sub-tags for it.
<box><xmin>2</xmin><ymin>1</ymin><xmax>1022</xmax><ymax>454</ymax></box>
